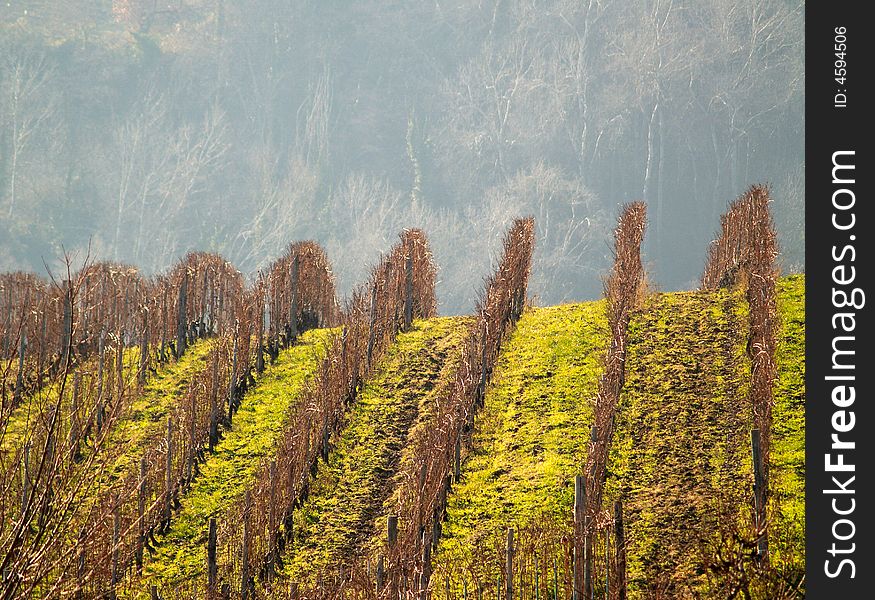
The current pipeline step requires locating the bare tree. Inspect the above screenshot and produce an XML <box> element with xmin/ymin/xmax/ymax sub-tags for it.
<box><xmin>482</xmin><ymin>163</ymin><xmax>609</xmax><ymax>305</ymax></box>
<box><xmin>100</xmin><ymin>96</ymin><xmax>230</xmax><ymax>270</ymax></box>
<box><xmin>0</xmin><ymin>43</ymin><xmax>59</xmax><ymax>221</ymax></box>
<box><xmin>324</xmin><ymin>173</ymin><xmax>407</xmax><ymax>296</ymax></box>
<box><xmin>230</xmin><ymin>68</ymin><xmax>333</xmax><ymax>272</ymax></box>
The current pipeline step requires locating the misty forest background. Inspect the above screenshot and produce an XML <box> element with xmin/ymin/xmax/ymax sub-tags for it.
<box><xmin>0</xmin><ymin>0</ymin><xmax>803</xmax><ymax>314</ymax></box>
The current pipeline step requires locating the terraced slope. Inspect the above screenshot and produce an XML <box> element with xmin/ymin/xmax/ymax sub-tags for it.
<box><xmin>106</xmin><ymin>340</ymin><xmax>216</xmax><ymax>478</ymax></box>
<box><xmin>607</xmin><ymin>275</ymin><xmax>804</xmax><ymax>598</ymax></box>
<box><xmin>280</xmin><ymin>317</ymin><xmax>471</xmax><ymax>586</ymax></box>
<box><xmin>605</xmin><ymin>286</ymin><xmax>751</xmax><ymax>597</ymax></box>
<box><xmin>140</xmin><ymin>328</ymin><xmax>334</xmax><ymax>594</ymax></box>
<box><xmin>1</xmin><ymin>341</ymin><xmax>211</xmax><ymax>461</ymax></box>
<box><xmin>432</xmin><ymin>276</ymin><xmax>804</xmax><ymax>598</ymax></box>
<box><xmin>433</xmin><ymin>301</ymin><xmax>608</xmax><ymax>592</ymax></box>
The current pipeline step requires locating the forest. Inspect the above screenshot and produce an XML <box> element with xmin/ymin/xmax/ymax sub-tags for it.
<box><xmin>1</xmin><ymin>0</ymin><xmax>803</xmax><ymax>312</ymax></box>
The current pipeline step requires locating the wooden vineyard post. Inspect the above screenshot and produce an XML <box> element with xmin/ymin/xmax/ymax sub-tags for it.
<box><xmin>388</xmin><ymin>514</ymin><xmax>399</xmax><ymax>545</ymax></box>
<box><xmin>751</xmin><ymin>429</ymin><xmax>768</xmax><ymax>561</ymax></box>
<box><xmin>388</xmin><ymin>514</ymin><xmax>398</xmax><ymax>597</ymax></box>
<box><xmin>177</xmin><ymin>273</ymin><xmax>188</xmax><ymax>358</ymax></box>
<box><xmin>304</xmin><ymin>417</ymin><xmax>312</xmax><ymax>471</ymax></box>
<box><xmin>160</xmin><ymin>285</ymin><xmax>168</xmax><ymax>361</ymax></box>
<box><xmin>241</xmin><ymin>490</ymin><xmax>252</xmax><ymax>600</ymax></box>
<box><xmin>417</xmin><ymin>462</ymin><xmax>427</xmax><ymax>538</ymax></box>
<box><xmin>376</xmin><ymin>555</ymin><xmax>385</xmax><ymax>595</ymax></box>
<box><xmin>36</xmin><ymin>310</ymin><xmax>46</xmax><ymax>389</ymax></box>
<box><xmin>432</xmin><ymin>503</ymin><xmax>442</xmax><ymax>550</ymax></box>
<box><xmin>13</xmin><ymin>333</ymin><xmax>25</xmax><ymax>405</ymax></box>
<box><xmin>139</xmin><ymin>308</ymin><xmax>149</xmax><ymax>386</ymax></box>
<box><xmin>207</xmin><ymin>517</ymin><xmax>218</xmax><ymax>599</ymax></box>
<box><xmin>186</xmin><ymin>390</ymin><xmax>196</xmax><ymax>483</ymax></box>
<box><xmin>478</xmin><ymin>323</ymin><xmax>488</xmax><ymax>407</ymax></box>
<box><xmin>321</xmin><ymin>415</ymin><xmax>330</xmax><ymax>463</ymax></box>
<box><xmin>256</xmin><ymin>296</ymin><xmax>265</xmax><ymax>374</ymax></box>
<box><xmin>367</xmin><ymin>283</ymin><xmax>378</xmax><ymax>367</ymax></box>
<box><xmin>115</xmin><ymin>337</ymin><xmax>125</xmax><ymax>407</ymax></box>
<box><xmin>506</xmin><ymin>527</ymin><xmax>515</xmax><ymax>600</ymax></box>
<box><xmin>164</xmin><ymin>416</ymin><xmax>173</xmax><ymax>526</ymax></box>
<box><xmin>289</xmin><ymin>255</ymin><xmax>299</xmax><ymax>342</ymax></box>
<box><xmin>200</xmin><ymin>269</ymin><xmax>209</xmax><ymax>338</ymax></box>
<box><xmin>614</xmin><ymin>500</ymin><xmax>626</xmax><ymax>600</ymax></box>
<box><xmin>573</xmin><ymin>474</ymin><xmax>586</xmax><ymax>600</ymax></box>
<box><xmin>137</xmin><ymin>457</ymin><xmax>147</xmax><ymax>572</ymax></box>
<box><xmin>229</xmin><ymin>322</ymin><xmax>239</xmax><ymax>418</ymax></box>
<box><xmin>403</xmin><ymin>244</ymin><xmax>414</xmax><ymax>331</ymax></box>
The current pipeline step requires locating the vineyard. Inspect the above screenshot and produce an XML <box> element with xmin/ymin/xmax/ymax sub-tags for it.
<box><xmin>1</xmin><ymin>187</ymin><xmax>804</xmax><ymax>599</ymax></box>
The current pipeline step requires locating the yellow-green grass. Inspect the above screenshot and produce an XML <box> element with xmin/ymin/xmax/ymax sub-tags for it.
<box><xmin>770</xmin><ymin>275</ymin><xmax>804</xmax><ymax>579</ymax></box>
<box><xmin>103</xmin><ymin>340</ymin><xmax>216</xmax><ymax>481</ymax></box>
<box><xmin>432</xmin><ymin>300</ymin><xmax>608</xmax><ymax>593</ymax></box>
<box><xmin>433</xmin><ymin>278</ymin><xmax>804</xmax><ymax>598</ymax></box>
<box><xmin>604</xmin><ymin>286</ymin><xmax>752</xmax><ymax>598</ymax></box>
<box><xmin>1</xmin><ymin>344</ymin><xmax>197</xmax><ymax>460</ymax></box>
<box><xmin>139</xmin><ymin>327</ymin><xmax>335</xmax><ymax>593</ymax></box>
<box><xmin>604</xmin><ymin>276</ymin><xmax>805</xmax><ymax>598</ymax></box>
<box><xmin>280</xmin><ymin>317</ymin><xmax>471</xmax><ymax>586</ymax></box>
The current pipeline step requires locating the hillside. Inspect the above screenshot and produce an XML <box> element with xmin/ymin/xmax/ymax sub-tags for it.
<box><xmin>428</xmin><ymin>275</ymin><xmax>804</xmax><ymax>598</ymax></box>
<box><xmin>140</xmin><ymin>328</ymin><xmax>335</xmax><ymax>595</ymax></box>
<box><xmin>281</xmin><ymin>316</ymin><xmax>471</xmax><ymax>584</ymax></box>
<box><xmin>0</xmin><ymin>272</ymin><xmax>804</xmax><ymax>598</ymax></box>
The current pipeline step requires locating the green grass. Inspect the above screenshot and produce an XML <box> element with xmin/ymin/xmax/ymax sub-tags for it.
<box><xmin>770</xmin><ymin>274</ymin><xmax>805</xmax><ymax>579</ymax></box>
<box><xmin>432</xmin><ymin>278</ymin><xmax>804</xmax><ymax>598</ymax></box>
<box><xmin>433</xmin><ymin>301</ymin><xmax>608</xmax><ymax>591</ymax></box>
<box><xmin>106</xmin><ymin>341</ymin><xmax>216</xmax><ymax>479</ymax></box>
<box><xmin>140</xmin><ymin>328</ymin><xmax>334</xmax><ymax>592</ymax></box>
<box><xmin>605</xmin><ymin>286</ymin><xmax>751</xmax><ymax>598</ymax></box>
<box><xmin>280</xmin><ymin>317</ymin><xmax>471</xmax><ymax>585</ymax></box>
<box><xmin>1</xmin><ymin>344</ymin><xmax>207</xmax><ymax>462</ymax></box>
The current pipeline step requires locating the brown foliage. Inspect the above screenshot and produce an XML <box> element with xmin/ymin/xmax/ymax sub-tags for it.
<box><xmin>0</xmin><ymin>242</ymin><xmax>339</xmax><ymax>598</ymax></box>
<box><xmin>209</xmin><ymin>229</ymin><xmax>437</xmax><ymax>597</ymax></box>
<box><xmin>701</xmin><ymin>184</ymin><xmax>779</xmax><ymax>562</ymax></box>
<box><xmin>585</xmin><ymin>202</ymin><xmax>647</xmax><ymax>518</ymax></box>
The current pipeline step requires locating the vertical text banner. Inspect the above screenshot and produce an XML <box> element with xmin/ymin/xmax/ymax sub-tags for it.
<box><xmin>806</xmin><ymin>2</ymin><xmax>872</xmax><ymax>595</ymax></box>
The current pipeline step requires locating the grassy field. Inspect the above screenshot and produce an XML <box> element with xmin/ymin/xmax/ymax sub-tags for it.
<box><xmin>605</xmin><ymin>285</ymin><xmax>752</xmax><ymax>597</ymax></box>
<box><xmin>91</xmin><ymin>278</ymin><xmax>803</xmax><ymax>598</ymax></box>
<box><xmin>105</xmin><ymin>340</ymin><xmax>216</xmax><ymax>479</ymax></box>
<box><xmin>430</xmin><ymin>276</ymin><xmax>804</xmax><ymax>598</ymax></box>
<box><xmin>140</xmin><ymin>328</ymin><xmax>334</xmax><ymax>593</ymax></box>
<box><xmin>1</xmin><ymin>342</ymin><xmax>211</xmax><ymax>461</ymax></box>
<box><xmin>432</xmin><ymin>301</ymin><xmax>608</xmax><ymax>594</ymax></box>
<box><xmin>280</xmin><ymin>317</ymin><xmax>471</xmax><ymax>586</ymax></box>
